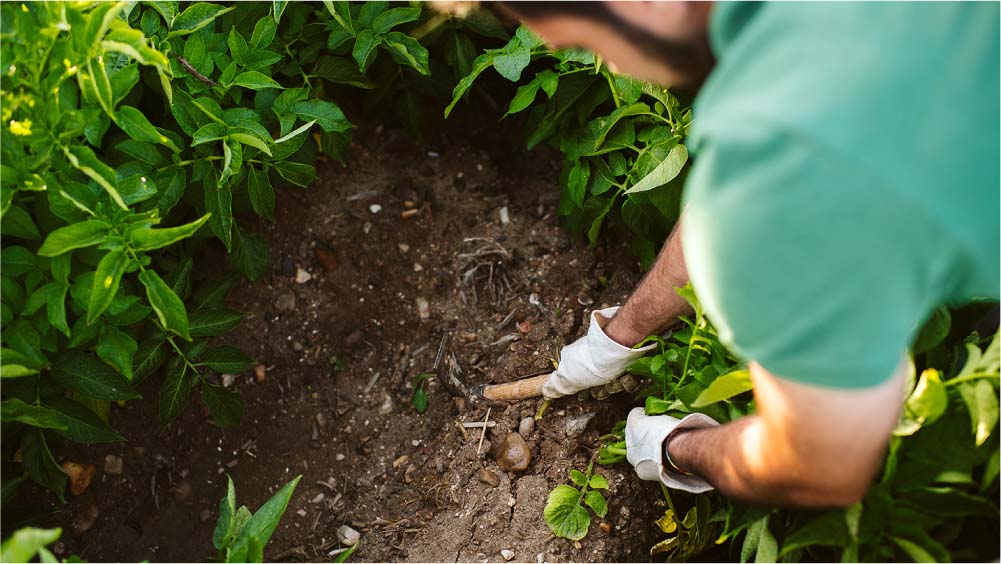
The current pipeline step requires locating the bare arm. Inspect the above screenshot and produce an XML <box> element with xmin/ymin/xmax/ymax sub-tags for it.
<box><xmin>670</xmin><ymin>361</ymin><xmax>906</xmax><ymax>507</ymax></box>
<box><xmin>604</xmin><ymin>219</ymin><xmax>693</xmax><ymax>347</ymax></box>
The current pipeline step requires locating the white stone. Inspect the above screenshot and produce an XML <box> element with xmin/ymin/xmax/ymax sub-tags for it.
<box><xmin>369</xmin><ymin>204</ymin><xmax>382</xmax><ymax>214</ymax></box>
<box><xmin>295</xmin><ymin>268</ymin><xmax>312</xmax><ymax>284</ymax></box>
<box><xmin>501</xmin><ymin>549</ymin><xmax>515</xmax><ymax>561</ymax></box>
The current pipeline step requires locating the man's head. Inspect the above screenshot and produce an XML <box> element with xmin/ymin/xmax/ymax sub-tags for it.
<box><xmin>497</xmin><ymin>2</ymin><xmax>715</xmax><ymax>91</ymax></box>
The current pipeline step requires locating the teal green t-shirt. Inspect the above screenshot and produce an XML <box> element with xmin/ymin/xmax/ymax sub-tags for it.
<box><xmin>682</xmin><ymin>2</ymin><xmax>1000</xmax><ymax>388</ymax></box>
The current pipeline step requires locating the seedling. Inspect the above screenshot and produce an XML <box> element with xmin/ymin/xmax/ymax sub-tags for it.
<box><xmin>412</xmin><ymin>373</ymin><xmax>433</xmax><ymax>413</ymax></box>
<box><xmin>214</xmin><ymin>475</ymin><xmax>302</xmax><ymax>563</ymax></box>
<box><xmin>543</xmin><ymin>461</ymin><xmax>610</xmax><ymax>541</ymax></box>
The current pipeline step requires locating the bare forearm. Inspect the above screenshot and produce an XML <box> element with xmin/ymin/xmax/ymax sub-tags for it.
<box><xmin>605</xmin><ymin>220</ymin><xmax>692</xmax><ymax>347</ymax></box>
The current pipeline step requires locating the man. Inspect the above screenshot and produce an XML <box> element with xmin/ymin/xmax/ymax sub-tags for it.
<box><xmin>497</xmin><ymin>2</ymin><xmax>999</xmax><ymax>507</ymax></box>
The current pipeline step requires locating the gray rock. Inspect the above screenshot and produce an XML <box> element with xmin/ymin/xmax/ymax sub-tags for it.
<box><xmin>295</xmin><ymin>268</ymin><xmax>312</xmax><ymax>284</ymax></box>
<box><xmin>337</xmin><ymin>525</ymin><xmax>360</xmax><ymax>546</ymax></box>
<box><xmin>378</xmin><ymin>393</ymin><xmax>394</xmax><ymax>415</ymax></box>
<box><xmin>501</xmin><ymin>549</ymin><xmax>515</xmax><ymax>561</ymax></box>
<box><xmin>519</xmin><ymin>416</ymin><xmax>535</xmax><ymax>437</ymax></box>
<box><xmin>564</xmin><ymin>413</ymin><xmax>596</xmax><ymax>438</ymax></box>
<box><xmin>276</xmin><ymin>292</ymin><xmax>296</xmax><ymax>312</ymax></box>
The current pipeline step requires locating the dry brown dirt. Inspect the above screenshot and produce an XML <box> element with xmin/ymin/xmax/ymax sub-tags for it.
<box><xmin>45</xmin><ymin>122</ymin><xmax>681</xmax><ymax>562</ymax></box>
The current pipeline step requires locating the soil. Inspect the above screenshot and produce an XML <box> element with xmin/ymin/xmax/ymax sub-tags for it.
<box><xmin>41</xmin><ymin>118</ymin><xmax>680</xmax><ymax>562</ymax></box>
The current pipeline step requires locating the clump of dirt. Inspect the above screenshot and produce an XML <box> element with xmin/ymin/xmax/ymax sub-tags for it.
<box><xmin>45</xmin><ymin>122</ymin><xmax>675</xmax><ymax>562</ymax></box>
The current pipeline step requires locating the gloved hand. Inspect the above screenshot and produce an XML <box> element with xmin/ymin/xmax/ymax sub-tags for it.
<box><xmin>625</xmin><ymin>407</ymin><xmax>719</xmax><ymax>493</ymax></box>
<box><xmin>541</xmin><ymin>307</ymin><xmax>657</xmax><ymax>399</ymax></box>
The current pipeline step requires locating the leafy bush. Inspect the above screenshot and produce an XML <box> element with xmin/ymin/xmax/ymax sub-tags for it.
<box><xmin>596</xmin><ymin>287</ymin><xmax>1000</xmax><ymax>562</ymax></box>
<box><xmin>446</xmin><ymin>25</ymin><xmax>691</xmax><ymax>267</ymax></box>
<box><xmin>0</xmin><ymin>0</ymin><xmax>456</xmax><ymax>506</ymax></box>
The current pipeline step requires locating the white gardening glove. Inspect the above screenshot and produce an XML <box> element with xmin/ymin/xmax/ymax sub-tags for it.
<box><xmin>625</xmin><ymin>407</ymin><xmax>719</xmax><ymax>493</ymax></box>
<box><xmin>541</xmin><ymin>307</ymin><xmax>656</xmax><ymax>399</ymax></box>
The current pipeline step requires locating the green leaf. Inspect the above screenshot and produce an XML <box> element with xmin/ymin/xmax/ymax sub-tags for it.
<box><xmin>352</xmin><ymin>29</ymin><xmax>381</xmax><ymax>73</ymax></box>
<box><xmin>583</xmin><ymin>490</ymin><xmax>607</xmax><ymax>518</ymax></box>
<box><xmin>158</xmin><ymin>361</ymin><xmax>192</xmax><ymax>425</ymax></box>
<box><xmin>64</xmin><ymin>145</ymin><xmax>128</xmax><ymax>210</ymax></box>
<box><xmin>271</xmin><ymin>161</ymin><xmax>316</xmax><ymax>187</ymax></box>
<box><xmin>272</xmin><ymin>0</ymin><xmax>288</xmax><ymax>23</ymax></box>
<box><xmin>87</xmin><ymin>250</ymin><xmax>131</xmax><ymax>324</ymax></box>
<box><xmin>229</xmin><ymin>226</ymin><xmax>269</xmax><ymax>281</ymax></box>
<box><xmin>191</xmin><ymin>123</ymin><xmax>228</xmax><ymax>146</ymax></box>
<box><xmin>544</xmin><ymin>484</ymin><xmax>590</xmax><ymax>541</ymax></box>
<box><xmin>381</xmin><ymin>32</ymin><xmax>429</xmax><ymax>75</ymax></box>
<box><xmin>0</xmin><ymin>527</ymin><xmax>62</xmax><ymax>564</ymax></box>
<box><xmin>232</xmin><ymin>71</ymin><xmax>283</xmax><ymax>90</ymax></box>
<box><xmin>214</xmin><ymin>475</ymin><xmax>238</xmax><ymax>550</ymax></box>
<box><xmin>37</xmin><ymin>219</ymin><xmax>109</xmax><ymax>257</ymax></box>
<box><xmin>115</xmin><ymin>106</ymin><xmax>181</xmax><ymax>152</ymax></box>
<box><xmin>778</xmin><ymin>510</ymin><xmax>851</xmax><ymax>557</ymax></box>
<box><xmin>958</xmin><ymin>379</ymin><xmax>999</xmax><ymax>446</ymax></box>
<box><xmin>228</xmin><ymin>476</ymin><xmax>302</xmax><ymax>561</ymax></box>
<box><xmin>188</xmin><ymin>308</ymin><xmax>244</xmax><ymax>337</ymax></box>
<box><xmin>247</xmin><ymin>167</ymin><xmax>275</xmax><ymax>222</ymax></box>
<box><xmin>197</xmin><ymin>345</ymin><xmax>253</xmax><ymax>373</ymax></box>
<box><xmin>1</xmin><ymin>246</ymin><xmax>36</xmax><ymax>276</ymax></box>
<box><xmin>691</xmin><ymin>370</ymin><xmax>752</xmax><ymax>408</ymax></box>
<box><xmin>372</xmin><ymin>7</ymin><xmax>420</xmax><ymax>33</ymax></box>
<box><xmin>1</xmin><ymin>399</ymin><xmax>69</xmax><ymax>431</ymax></box>
<box><xmin>96</xmin><ymin>325</ymin><xmax>137</xmax><ymax>380</ymax></box>
<box><xmin>569</xmin><ymin>469</ymin><xmax>587</xmax><ymax>487</ymax></box>
<box><xmin>892</xmin><ymin>537</ymin><xmax>937</xmax><ymax>563</ymax></box>
<box><xmin>2</xmin><ymin>206</ymin><xmax>40</xmax><ymax>240</ymax></box>
<box><xmin>129</xmin><ymin>214</ymin><xmax>211</xmax><ymax>251</ymax></box>
<box><xmin>139</xmin><ymin>270</ymin><xmax>191</xmax><ymax>340</ymax></box>
<box><xmin>251</xmin><ymin>16</ymin><xmax>278</xmax><ymax>48</ymax></box>
<box><xmin>755</xmin><ymin>517</ymin><xmax>778</xmax><ymax>563</ymax></box>
<box><xmin>567</xmin><ymin>160</ymin><xmax>590</xmax><ymax>208</ymax></box>
<box><xmin>229</xmin><ymin>132</ymin><xmax>272</xmax><ymax>157</ymax></box>
<box><xmin>204</xmin><ymin>178</ymin><xmax>234</xmax><ymax>249</ymax></box>
<box><xmin>588</xmin><ymin>474</ymin><xmax>609</xmax><ymax>490</ymax></box>
<box><xmin>444</xmin><ymin>52</ymin><xmax>493</xmax><ymax>118</ymax></box>
<box><xmin>201</xmin><ymin>384</ymin><xmax>244</xmax><ymax>427</ymax></box>
<box><xmin>20</xmin><ymin>429</ymin><xmax>67</xmax><ymax>502</ymax></box>
<box><xmin>133</xmin><ymin>339</ymin><xmax>167</xmax><ymax>384</ymax></box>
<box><xmin>492</xmin><ymin>43</ymin><xmax>530</xmax><ymax>82</ymax></box>
<box><xmin>895</xmin><ymin>369</ymin><xmax>948</xmax><ymax>435</ymax></box>
<box><xmin>227</xmin><ymin>27</ymin><xmax>250</xmax><ymax>66</ymax></box>
<box><xmin>293</xmin><ymin>99</ymin><xmax>351</xmax><ymax>133</ymax></box>
<box><xmin>168</xmin><ymin>3</ymin><xmax>234</xmax><ymax>37</ymax></box>
<box><xmin>52</xmin><ymin>351</ymin><xmax>140</xmax><ymax>401</ymax></box>
<box><xmin>45</xmin><ymin>396</ymin><xmax>125</xmax><ymax>443</ymax></box>
<box><xmin>1</xmin><ymin>365</ymin><xmax>38</xmax><ymax>379</ymax></box>
<box><xmin>625</xmin><ymin>144</ymin><xmax>689</xmax><ymax>194</ymax></box>
<box><xmin>312</xmin><ymin>56</ymin><xmax>375</xmax><ymax>89</ymax></box>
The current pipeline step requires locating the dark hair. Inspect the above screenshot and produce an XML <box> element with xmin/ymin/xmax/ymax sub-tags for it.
<box><xmin>497</xmin><ymin>1</ymin><xmax>715</xmax><ymax>90</ymax></box>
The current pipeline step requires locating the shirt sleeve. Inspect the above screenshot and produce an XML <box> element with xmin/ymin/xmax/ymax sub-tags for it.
<box><xmin>681</xmin><ymin>125</ymin><xmax>951</xmax><ymax>388</ymax></box>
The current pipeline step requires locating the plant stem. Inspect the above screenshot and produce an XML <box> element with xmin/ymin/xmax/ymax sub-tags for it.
<box><xmin>945</xmin><ymin>373</ymin><xmax>1000</xmax><ymax>386</ymax></box>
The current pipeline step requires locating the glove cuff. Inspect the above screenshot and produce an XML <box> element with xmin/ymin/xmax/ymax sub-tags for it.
<box><xmin>586</xmin><ymin>307</ymin><xmax>657</xmax><ymax>363</ymax></box>
<box><xmin>658</xmin><ymin>413</ymin><xmax>719</xmax><ymax>492</ymax></box>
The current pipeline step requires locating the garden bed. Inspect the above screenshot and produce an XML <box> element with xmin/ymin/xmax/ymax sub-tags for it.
<box><xmin>44</xmin><ymin>122</ymin><xmax>676</xmax><ymax>563</ymax></box>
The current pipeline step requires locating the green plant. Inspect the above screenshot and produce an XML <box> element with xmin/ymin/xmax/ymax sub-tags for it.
<box><xmin>446</xmin><ymin>24</ymin><xmax>691</xmax><ymax>267</ymax></box>
<box><xmin>213</xmin><ymin>474</ymin><xmax>301</xmax><ymax>563</ymax></box>
<box><xmin>594</xmin><ymin>286</ymin><xmax>999</xmax><ymax>561</ymax></box>
<box><xmin>411</xmin><ymin>372</ymin><xmax>431</xmax><ymax>413</ymax></box>
<box><xmin>0</xmin><ymin>527</ymin><xmax>64</xmax><ymax>563</ymax></box>
<box><xmin>543</xmin><ymin>460</ymin><xmax>610</xmax><ymax>541</ymax></box>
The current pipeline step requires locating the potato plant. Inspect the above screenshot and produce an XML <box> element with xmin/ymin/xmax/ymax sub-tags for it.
<box><xmin>445</xmin><ymin>25</ymin><xmax>691</xmax><ymax>268</ymax></box>
<box><xmin>0</xmin><ymin>0</ymin><xmax>435</xmax><ymax>505</ymax></box>
<box><xmin>595</xmin><ymin>286</ymin><xmax>1000</xmax><ymax>562</ymax></box>
<box><xmin>543</xmin><ymin>461</ymin><xmax>610</xmax><ymax>541</ymax></box>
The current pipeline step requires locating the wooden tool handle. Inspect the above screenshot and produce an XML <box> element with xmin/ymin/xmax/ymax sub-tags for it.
<box><xmin>477</xmin><ymin>374</ymin><xmax>550</xmax><ymax>401</ymax></box>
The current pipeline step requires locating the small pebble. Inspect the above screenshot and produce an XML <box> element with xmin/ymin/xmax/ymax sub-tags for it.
<box><xmin>221</xmin><ymin>373</ymin><xmax>237</xmax><ymax>387</ymax></box>
<box><xmin>311</xmin><ymin>493</ymin><xmax>325</xmax><ymax>504</ymax></box>
<box><xmin>564</xmin><ymin>413</ymin><xmax>596</xmax><ymax>438</ymax></box>
<box><xmin>199</xmin><ymin>508</ymin><xmax>212</xmax><ymax>522</ymax></box>
<box><xmin>501</xmin><ymin>549</ymin><xmax>515</xmax><ymax>561</ymax></box>
<box><xmin>314</xmin><ymin>248</ymin><xmax>338</xmax><ymax>271</ymax></box>
<box><xmin>103</xmin><ymin>454</ymin><xmax>123</xmax><ymax>476</ymax></box>
<box><xmin>74</xmin><ymin>504</ymin><xmax>99</xmax><ymax>535</ymax></box>
<box><xmin>296</xmin><ymin>509</ymin><xmax>307</xmax><ymax>517</ymax></box>
<box><xmin>335</xmin><ymin>453</ymin><xmax>346</xmax><ymax>461</ymax></box>
<box><xmin>254</xmin><ymin>365</ymin><xmax>267</xmax><ymax>383</ymax></box>
<box><xmin>416</xmin><ymin>297</ymin><xmax>430</xmax><ymax>320</ymax></box>
<box><xmin>295</xmin><ymin>268</ymin><xmax>312</xmax><ymax>284</ymax></box>
<box><xmin>393</xmin><ymin>455</ymin><xmax>409</xmax><ymax>470</ymax></box>
<box><xmin>498</xmin><ymin>206</ymin><xmax>510</xmax><ymax>225</ymax></box>
<box><xmin>519</xmin><ymin>417</ymin><xmax>535</xmax><ymax>437</ymax></box>
<box><xmin>496</xmin><ymin>433</ymin><xmax>531</xmax><ymax>472</ymax></box>
<box><xmin>315</xmin><ymin>413</ymin><xmax>328</xmax><ymax>428</ymax></box>
<box><xmin>477</xmin><ymin>468</ymin><xmax>500</xmax><ymax>488</ymax></box>
<box><xmin>369</xmin><ymin>204</ymin><xmax>382</xmax><ymax>214</ymax></box>
<box><xmin>337</xmin><ymin>525</ymin><xmax>360</xmax><ymax>546</ymax></box>
<box><xmin>280</xmin><ymin>255</ymin><xmax>295</xmax><ymax>276</ymax></box>
<box><xmin>379</xmin><ymin>393</ymin><xmax>394</xmax><ymax>415</ymax></box>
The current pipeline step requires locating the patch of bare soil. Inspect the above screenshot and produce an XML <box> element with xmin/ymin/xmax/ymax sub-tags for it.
<box><xmin>46</xmin><ymin>123</ymin><xmax>677</xmax><ymax>562</ymax></box>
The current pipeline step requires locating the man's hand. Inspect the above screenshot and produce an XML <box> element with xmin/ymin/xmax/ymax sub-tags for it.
<box><xmin>625</xmin><ymin>407</ymin><xmax>719</xmax><ymax>493</ymax></box>
<box><xmin>541</xmin><ymin>307</ymin><xmax>656</xmax><ymax>399</ymax></box>
<box><xmin>667</xmin><ymin>360</ymin><xmax>907</xmax><ymax>507</ymax></box>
